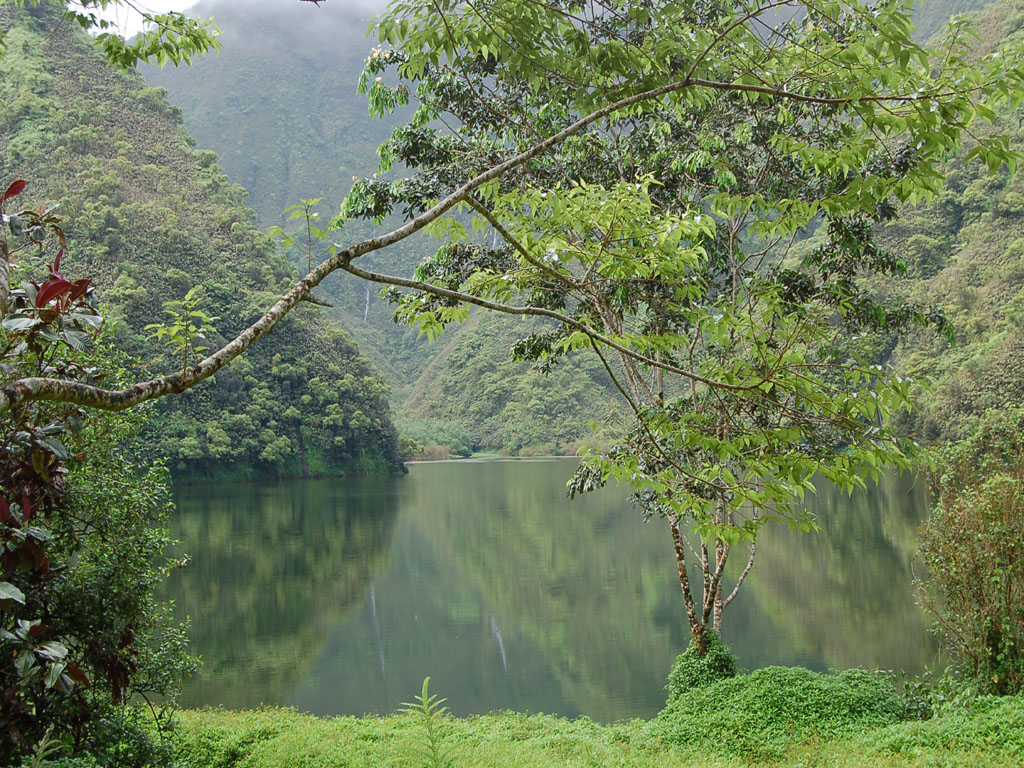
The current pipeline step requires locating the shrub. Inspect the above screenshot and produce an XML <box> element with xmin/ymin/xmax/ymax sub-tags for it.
<box><xmin>1</xmin><ymin>181</ymin><xmax>193</xmax><ymax>765</ymax></box>
<box><xmin>865</xmin><ymin>694</ymin><xmax>1024</xmax><ymax>759</ymax></box>
<box><xmin>654</xmin><ymin>666</ymin><xmax>904</xmax><ymax>760</ymax></box>
<box><xmin>918</xmin><ymin>408</ymin><xmax>1024</xmax><ymax>695</ymax></box>
<box><xmin>666</xmin><ymin>631</ymin><xmax>737</xmax><ymax>702</ymax></box>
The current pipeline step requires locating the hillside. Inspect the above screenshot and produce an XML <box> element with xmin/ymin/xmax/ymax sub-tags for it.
<box><xmin>142</xmin><ymin>0</ymin><xmax>1024</xmax><ymax>452</ymax></box>
<box><xmin>141</xmin><ymin>0</ymin><xmax>619</xmax><ymax>455</ymax></box>
<box><xmin>0</xmin><ymin>2</ymin><xmax>404</xmax><ymax>479</ymax></box>
<box><xmin>884</xmin><ymin>0</ymin><xmax>1024</xmax><ymax>438</ymax></box>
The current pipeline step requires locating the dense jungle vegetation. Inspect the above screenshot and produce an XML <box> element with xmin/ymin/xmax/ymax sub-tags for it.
<box><xmin>142</xmin><ymin>0</ymin><xmax>624</xmax><ymax>456</ymax></box>
<box><xmin>1</xmin><ymin>0</ymin><xmax>1023</xmax><ymax>766</ymax></box>
<box><xmin>145</xmin><ymin>0</ymin><xmax>1024</xmax><ymax>457</ymax></box>
<box><xmin>0</xmin><ymin>2</ymin><xmax>404</xmax><ymax>481</ymax></box>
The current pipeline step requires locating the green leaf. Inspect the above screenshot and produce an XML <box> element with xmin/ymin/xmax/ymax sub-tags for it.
<box><xmin>0</xmin><ymin>582</ymin><xmax>25</xmax><ymax>604</ymax></box>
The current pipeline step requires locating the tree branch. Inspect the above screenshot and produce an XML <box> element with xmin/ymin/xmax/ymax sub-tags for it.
<box><xmin>0</xmin><ymin>58</ymin><xmax>982</xmax><ymax>413</ymax></box>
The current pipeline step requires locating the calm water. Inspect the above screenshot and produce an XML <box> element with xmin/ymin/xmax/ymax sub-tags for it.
<box><xmin>166</xmin><ymin>459</ymin><xmax>936</xmax><ymax>721</ymax></box>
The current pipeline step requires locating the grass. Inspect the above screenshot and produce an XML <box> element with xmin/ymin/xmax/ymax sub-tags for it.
<box><xmin>171</xmin><ymin>693</ymin><xmax>1024</xmax><ymax>768</ymax></box>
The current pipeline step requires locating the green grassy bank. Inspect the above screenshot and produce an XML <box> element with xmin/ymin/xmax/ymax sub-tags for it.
<box><xmin>170</xmin><ymin>676</ymin><xmax>1024</xmax><ymax>767</ymax></box>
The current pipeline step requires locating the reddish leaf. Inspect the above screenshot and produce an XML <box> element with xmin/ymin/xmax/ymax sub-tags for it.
<box><xmin>16</xmin><ymin>539</ymin><xmax>48</xmax><ymax>574</ymax></box>
<box><xmin>52</xmin><ymin>249</ymin><xmax>63</xmax><ymax>274</ymax></box>
<box><xmin>28</xmin><ymin>624</ymin><xmax>49</xmax><ymax>638</ymax></box>
<box><xmin>35</xmin><ymin>277</ymin><xmax>74</xmax><ymax>308</ymax></box>
<box><xmin>68</xmin><ymin>278</ymin><xmax>92</xmax><ymax>303</ymax></box>
<box><xmin>20</xmin><ymin>496</ymin><xmax>31</xmax><ymax>523</ymax></box>
<box><xmin>2</xmin><ymin>180</ymin><xmax>26</xmax><ymax>203</ymax></box>
<box><xmin>66</xmin><ymin>663</ymin><xmax>90</xmax><ymax>687</ymax></box>
<box><xmin>0</xmin><ymin>498</ymin><xmax>8</xmax><ymax>525</ymax></box>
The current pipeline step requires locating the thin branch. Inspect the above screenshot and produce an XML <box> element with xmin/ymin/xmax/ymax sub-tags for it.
<box><xmin>722</xmin><ymin>538</ymin><xmax>756</xmax><ymax>608</ymax></box>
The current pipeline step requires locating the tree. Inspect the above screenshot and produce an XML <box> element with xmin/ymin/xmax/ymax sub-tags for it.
<box><xmin>333</xmin><ymin>0</ymin><xmax>1024</xmax><ymax>651</ymax></box>
<box><xmin>0</xmin><ymin>180</ymin><xmax>194</xmax><ymax>764</ymax></box>
<box><xmin>3</xmin><ymin>0</ymin><xmax>1024</xmax><ymax>653</ymax></box>
<box><xmin>917</xmin><ymin>408</ymin><xmax>1024</xmax><ymax>695</ymax></box>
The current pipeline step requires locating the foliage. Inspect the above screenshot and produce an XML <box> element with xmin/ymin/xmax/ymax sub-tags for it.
<box><xmin>330</xmin><ymin>0</ymin><xmax>1024</xmax><ymax>649</ymax></box>
<box><xmin>860</xmin><ymin>1</ymin><xmax>1024</xmax><ymax>443</ymax></box>
<box><xmin>401</xmin><ymin>314</ymin><xmax>618</xmax><ymax>455</ymax></box>
<box><xmin>139</xmin><ymin>0</ymin><xmax>1024</xmax><ymax>461</ymax></box>
<box><xmin>0</xmin><ymin>181</ymin><xmax>194</xmax><ymax>764</ymax></box>
<box><xmin>655</xmin><ymin>666</ymin><xmax>905</xmax><ymax>760</ymax></box>
<box><xmin>398</xmin><ymin>678</ymin><xmax>453</xmax><ymax>768</ymax></box>
<box><xmin>168</xmin><ymin>698</ymin><xmax>1024</xmax><ymax>768</ymax></box>
<box><xmin>145</xmin><ymin>286</ymin><xmax>218</xmax><ymax>381</ymax></box>
<box><xmin>666</xmin><ymin>631</ymin><xmax>737</xmax><ymax>702</ymax></box>
<box><xmin>865</xmin><ymin>693</ymin><xmax>1024</xmax><ymax>760</ymax></box>
<box><xmin>916</xmin><ymin>407</ymin><xmax>1024</xmax><ymax>695</ymax></box>
<box><xmin>143</xmin><ymin>3</ymin><xmax>623</xmax><ymax>454</ymax></box>
<box><xmin>395</xmin><ymin>418</ymin><xmax>475</xmax><ymax>458</ymax></box>
<box><xmin>1</xmin><ymin>0</ymin><xmax>220</xmax><ymax>70</ymax></box>
<box><xmin>0</xmin><ymin>4</ymin><xmax>404</xmax><ymax>480</ymax></box>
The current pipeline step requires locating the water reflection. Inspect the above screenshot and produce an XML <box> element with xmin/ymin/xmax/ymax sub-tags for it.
<box><xmin>166</xmin><ymin>460</ymin><xmax>936</xmax><ymax>720</ymax></box>
<box><xmin>167</xmin><ymin>477</ymin><xmax>400</xmax><ymax>708</ymax></box>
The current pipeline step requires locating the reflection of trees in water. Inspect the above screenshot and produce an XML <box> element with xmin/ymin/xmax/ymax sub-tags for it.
<box><xmin>166</xmin><ymin>463</ymin><xmax>935</xmax><ymax>719</ymax></box>
<box><xmin>414</xmin><ymin>463</ymin><xmax>935</xmax><ymax>719</ymax></box>
<box><xmin>408</xmin><ymin>461</ymin><xmax>690</xmax><ymax>721</ymax></box>
<box><xmin>723</xmin><ymin>472</ymin><xmax>937</xmax><ymax>672</ymax></box>
<box><xmin>165</xmin><ymin>477</ymin><xmax>399</xmax><ymax>708</ymax></box>
<box><xmin>289</xmin><ymin>517</ymin><xmax>584</xmax><ymax>718</ymax></box>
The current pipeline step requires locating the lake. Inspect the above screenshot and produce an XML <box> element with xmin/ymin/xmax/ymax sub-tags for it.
<box><xmin>166</xmin><ymin>458</ymin><xmax>936</xmax><ymax>722</ymax></box>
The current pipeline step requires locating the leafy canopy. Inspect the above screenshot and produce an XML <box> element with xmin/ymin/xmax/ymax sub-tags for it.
<box><xmin>331</xmin><ymin>0</ymin><xmax>1024</xmax><ymax>641</ymax></box>
<box><xmin>348</xmin><ymin>0</ymin><xmax>1024</xmax><ymax>530</ymax></box>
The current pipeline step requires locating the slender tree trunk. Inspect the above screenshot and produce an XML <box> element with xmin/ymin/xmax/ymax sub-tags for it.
<box><xmin>670</xmin><ymin>515</ymin><xmax>708</xmax><ymax>654</ymax></box>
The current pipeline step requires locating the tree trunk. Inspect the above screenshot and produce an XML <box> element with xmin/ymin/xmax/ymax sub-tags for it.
<box><xmin>670</xmin><ymin>516</ymin><xmax>708</xmax><ymax>656</ymax></box>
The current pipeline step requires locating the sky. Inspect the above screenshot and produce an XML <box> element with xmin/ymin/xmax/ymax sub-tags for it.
<box><xmin>94</xmin><ymin>0</ymin><xmax>388</xmax><ymax>37</ymax></box>
<box><xmin>94</xmin><ymin>1</ymin><xmax>198</xmax><ymax>37</ymax></box>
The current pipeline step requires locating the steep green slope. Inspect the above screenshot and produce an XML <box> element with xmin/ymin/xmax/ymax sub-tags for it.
<box><xmin>913</xmin><ymin>0</ymin><xmax>992</xmax><ymax>40</ymax></box>
<box><xmin>142</xmin><ymin>0</ymin><xmax>388</xmax><ymax>227</ymax></box>
<box><xmin>884</xmin><ymin>1</ymin><xmax>1024</xmax><ymax>438</ymax></box>
<box><xmin>141</xmin><ymin>0</ymin><xmax>618</xmax><ymax>455</ymax></box>
<box><xmin>141</xmin><ymin>0</ymin><xmax>437</xmax><ymax>392</ymax></box>
<box><xmin>0</xmin><ymin>2</ymin><xmax>403</xmax><ymax>479</ymax></box>
<box><xmin>402</xmin><ymin>314</ymin><xmax>618</xmax><ymax>454</ymax></box>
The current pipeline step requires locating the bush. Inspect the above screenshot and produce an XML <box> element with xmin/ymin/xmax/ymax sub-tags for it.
<box><xmin>654</xmin><ymin>666</ymin><xmax>904</xmax><ymax>760</ymax></box>
<box><xmin>918</xmin><ymin>408</ymin><xmax>1024</xmax><ymax>695</ymax></box>
<box><xmin>865</xmin><ymin>694</ymin><xmax>1024</xmax><ymax>759</ymax></box>
<box><xmin>1</xmin><ymin>183</ymin><xmax>193</xmax><ymax>765</ymax></box>
<box><xmin>666</xmin><ymin>631</ymin><xmax>737</xmax><ymax>702</ymax></box>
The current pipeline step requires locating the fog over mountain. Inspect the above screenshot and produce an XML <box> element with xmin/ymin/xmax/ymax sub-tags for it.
<box><xmin>145</xmin><ymin>0</ymin><xmax>395</xmax><ymax>225</ymax></box>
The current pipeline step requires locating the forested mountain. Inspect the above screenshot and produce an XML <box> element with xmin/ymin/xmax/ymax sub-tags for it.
<box><xmin>884</xmin><ymin>1</ymin><xmax>1024</xmax><ymax>438</ymax></box>
<box><xmin>143</xmin><ymin>0</ymin><xmax>620</xmax><ymax>455</ymax></box>
<box><xmin>0</xmin><ymin>2</ymin><xmax>404</xmax><ymax>479</ymax></box>
<box><xmin>913</xmin><ymin>0</ymin><xmax>991</xmax><ymax>40</ymax></box>
<box><xmin>145</xmin><ymin>0</ymin><xmax>1023</xmax><ymax>451</ymax></box>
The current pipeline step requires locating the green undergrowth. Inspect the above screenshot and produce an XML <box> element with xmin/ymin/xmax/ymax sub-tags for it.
<box><xmin>666</xmin><ymin>631</ymin><xmax>739</xmax><ymax>700</ymax></box>
<box><xmin>170</xmin><ymin>691</ymin><xmax>1024</xmax><ymax>768</ymax></box>
<box><xmin>656</xmin><ymin>666</ymin><xmax>904</xmax><ymax>761</ymax></box>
